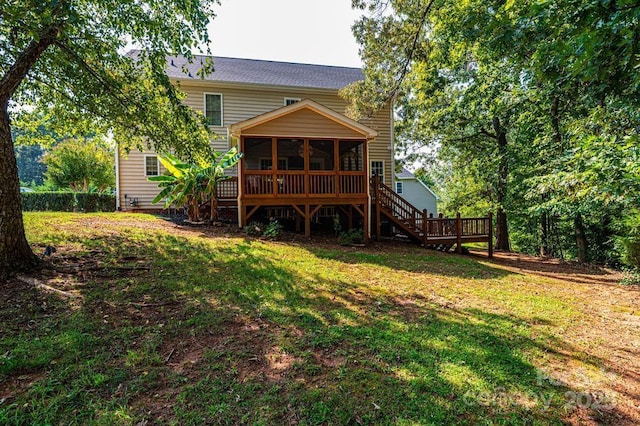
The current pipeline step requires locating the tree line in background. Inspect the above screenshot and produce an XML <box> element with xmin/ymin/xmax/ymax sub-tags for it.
<box><xmin>347</xmin><ymin>0</ymin><xmax>640</xmax><ymax>269</ymax></box>
<box><xmin>14</xmin><ymin>123</ymin><xmax>115</xmax><ymax>193</ymax></box>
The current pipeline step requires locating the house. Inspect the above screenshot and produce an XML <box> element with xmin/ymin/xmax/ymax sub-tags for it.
<box><xmin>116</xmin><ymin>53</ymin><xmax>492</xmax><ymax>254</ymax></box>
<box><xmin>394</xmin><ymin>168</ymin><xmax>438</xmax><ymax>216</ymax></box>
<box><xmin>116</xmin><ymin>53</ymin><xmax>393</xmax><ymax>237</ymax></box>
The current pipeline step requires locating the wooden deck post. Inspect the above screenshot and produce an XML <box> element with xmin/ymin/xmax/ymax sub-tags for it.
<box><xmin>374</xmin><ymin>174</ymin><xmax>381</xmax><ymax>240</ymax></box>
<box><xmin>456</xmin><ymin>212</ymin><xmax>463</xmax><ymax>254</ymax></box>
<box><xmin>304</xmin><ymin>204</ymin><xmax>311</xmax><ymax>238</ymax></box>
<box><xmin>363</xmin><ymin>202</ymin><xmax>369</xmax><ymax>242</ymax></box>
<box><xmin>422</xmin><ymin>209</ymin><xmax>428</xmax><ymax>246</ymax></box>
<box><xmin>488</xmin><ymin>211</ymin><xmax>494</xmax><ymax>259</ymax></box>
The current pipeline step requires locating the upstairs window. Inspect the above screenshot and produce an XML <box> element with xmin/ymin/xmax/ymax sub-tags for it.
<box><xmin>205</xmin><ymin>93</ymin><xmax>223</xmax><ymax>126</ymax></box>
<box><xmin>371</xmin><ymin>160</ymin><xmax>384</xmax><ymax>183</ymax></box>
<box><xmin>396</xmin><ymin>182</ymin><xmax>403</xmax><ymax>194</ymax></box>
<box><xmin>284</xmin><ymin>97</ymin><xmax>301</xmax><ymax>106</ymax></box>
<box><xmin>145</xmin><ymin>156</ymin><xmax>159</xmax><ymax>176</ymax></box>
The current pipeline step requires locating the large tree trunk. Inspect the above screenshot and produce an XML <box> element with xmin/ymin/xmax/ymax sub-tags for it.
<box><xmin>0</xmin><ymin>106</ymin><xmax>41</xmax><ymax>277</ymax></box>
<box><xmin>540</xmin><ymin>211</ymin><xmax>550</xmax><ymax>257</ymax></box>
<box><xmin>0</xmin><ymin>25</ymin><xmax>62</xmax><ymax>277</ymax></box>
<box><xmin>495</xmin><ymin>207</ymin><xmax>510</xmax><ymax>252</ymax></box>
<box><xmin>493</xmin><ymin>117</ymin><xmax>511</xmax><ymax>251</ymax></box>
<box><xmin>574</xmin><ymin>213</ymin><xmax>588</xmax><ymax>263</ymax></box>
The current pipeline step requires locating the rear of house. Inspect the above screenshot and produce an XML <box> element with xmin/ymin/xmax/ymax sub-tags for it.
<box><xmin>116</xmin><ymin>53</ymin><xmax>394</xmax><ymax>237</ymax></box>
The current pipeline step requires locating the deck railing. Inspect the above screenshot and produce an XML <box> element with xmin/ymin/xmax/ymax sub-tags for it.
<box><xmin>216</xmin><ymin>177</ymin><xmax>239</xmax><ymax>201</ymax></box>
<box><xmin>242</xmin><ymin>171</ymin><xmax>367</xmax><ymax>198</ymax></box>
<box><xmin>372</xmin><ymin>176</ymin><xmax>493</xmax><ymax>254</ymax></box>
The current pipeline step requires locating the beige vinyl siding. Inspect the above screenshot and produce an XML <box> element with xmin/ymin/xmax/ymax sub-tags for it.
<box><xmin>178</xmin><ymin>81</ymin><xmax>392</xmax><ymax>180</ymax></box>
<box><xmin>360</xmin><ymin>102</ymin><xmax>393</xmax><ymax>185</ymax></box>
<box><xmin>243</xmin><ymin>108</ymin><xmax>365</xmax><ymax>139</ymax></box>
<box><xmin>118</xmin><ymin>81</ymin><xmax>393</xmax><ymax>210</ymax></box>
<box><xmin>118</xmin><ymin>149</ymin><xmax>167</xmax><ymax>209</ymax></box>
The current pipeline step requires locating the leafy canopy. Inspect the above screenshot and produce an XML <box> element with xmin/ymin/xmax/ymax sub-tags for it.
<box><xmin>2</xmin><ymin>0</ymin><xmax>220</xmax><ymax>160</ymax></box>
<box><xmin>43</xmin><ymin>137</ymin><xmax>114</xmax><ymax>192</ymax></box>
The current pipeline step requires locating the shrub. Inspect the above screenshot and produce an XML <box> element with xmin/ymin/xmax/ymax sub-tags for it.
<box><xmin>244</xmin><ymin>220</ymin><xmax>284</xmax><ymax>239</ymax></box>
<box><xmin>263</xmin><ymin>220</ymin><xmax>283</xmax><ymax>239</ymax></box>
<box><xmin>21</xmin><ymin>192</ymin><xmax>116</xmax><ymax>212</ymax></box>
<box><xmin>338</xmin><ymin>228</ymin><xmax>365</xmax><ymax>246</ymax></box>
<box><xmin>244</xmin><ymin>221</ymin><xmax>264</xmax><ymax>236</ymax></box>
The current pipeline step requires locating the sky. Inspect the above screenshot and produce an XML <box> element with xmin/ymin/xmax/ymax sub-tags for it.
<box><xmin>207</xmin><ymin>0</ymin><xmax>364</xmax><ymax>68</ymax></box>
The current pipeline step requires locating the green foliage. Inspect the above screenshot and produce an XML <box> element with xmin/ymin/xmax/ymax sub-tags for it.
<box><xmin>15</xmin><ymin>144</ymin><xmax>47</xmax><ymax>186</ymax></box>
<box><xmin>616</xmin><ymin>210</ymin><xmax>640</xmax><ymax>269</ymax></box>
<box><xmin>20</xmin><ymin>192</ymin><xmax>115</xmax><ymax>212</ymax></box>
<box><xmin>243</xmin><ymin>220</ymin><xmax>284</xmax><ymax>239</ymax></box>
<box><xmin>149</xmin><ymin>148</ymin><xmax>242</xmax><ymax>222</ymax></box>
<box><xmin>3</xmin><ymin>0</ymin><xmax>220</xmax><ymax>160</ymax></box>
<box><xmin>262</xmin><ymin>220</ymin><xmax>284</xmax><ymax>239</ymax></box>
<box><xmin>43</xmin><ymin>138</ymin><xmax>115</xmax><ymax>192</ymax></box>
<box><xmin>337</xmin><ymin>228</ymin><xmax>365</xmax><ymax>246</ymax></box>
<box><xmin>244</xmin><ymin>221</ymin><xmax>265</xmax><ymax>237</ymax></box>
<box><xmin>350</xmin><ymin>0</ymin><xmax>640</xmax><ymax>264</ymax></box>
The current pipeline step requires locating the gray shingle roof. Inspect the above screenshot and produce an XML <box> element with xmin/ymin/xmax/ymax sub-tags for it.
<box><xmin>129</xmin><ymin>50</ymin><xmax>363</xmax><ymax>90</ymax></box>
<box><xmin>396</xmin><ymin>167</ymin><xmax>416</xmax><ymax>179</ymax></box>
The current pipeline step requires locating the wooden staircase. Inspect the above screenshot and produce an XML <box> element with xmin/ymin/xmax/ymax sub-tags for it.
<box><xmin>371</xmin><ymin>176</ymin><xmax>494</xmax><ymax>257</ymax></box>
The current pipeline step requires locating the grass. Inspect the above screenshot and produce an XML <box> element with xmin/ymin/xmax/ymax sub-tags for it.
<box><xmin>0</xmin><ymin>212</ymin><xmax>635</xmax><ymax>425</ymax></box>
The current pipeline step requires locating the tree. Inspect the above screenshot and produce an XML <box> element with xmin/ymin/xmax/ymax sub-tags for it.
<box><xmin>43</xmin><ymin>138</ymin><xmax>114</xmax><ymax>192</ymax></box>
<box><xmin>0</xmin><ymin>0</ymin><xmax>218</xmax><ymax>277</ymax></box>
<box><xmin>149</xmin><ymin>148</ymin><xmax>242</xmax><ymax>223</ymax></box>
<box><xmin>349</xmin><ymin>0</ymin><xmax>639</xmax><ymax>262</ymax></box>
<box><xmin>348</xmin><ymin>0</ymin><xmax>523</xmax><ymax>251</ymax></box>
<box><xmin>15</xmin><ymin>144</ymin><xmax>47</xmax><ymax>186</ymax></box>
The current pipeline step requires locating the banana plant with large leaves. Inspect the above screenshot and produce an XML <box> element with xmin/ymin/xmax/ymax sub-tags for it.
<box><xmin>149</xmin><ymin>147</ymin><xmax>242</xmax><ymax>222</ymax></box>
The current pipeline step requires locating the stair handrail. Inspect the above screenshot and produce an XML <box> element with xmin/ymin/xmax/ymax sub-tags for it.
<box><xmin>371</xmin><ymin>175</ymin><xmax>427</xmax><ymax>236</ymax></box>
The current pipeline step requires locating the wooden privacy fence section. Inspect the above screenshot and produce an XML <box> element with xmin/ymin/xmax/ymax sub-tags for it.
<box><xmin>372</xmin><ymin>176</ymin><xmax>493</xmax><ymax>257</ymax></box>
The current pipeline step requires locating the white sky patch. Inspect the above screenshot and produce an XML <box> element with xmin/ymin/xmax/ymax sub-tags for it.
<box><xmin>208</xmin><ymin>0</ymin><xmax>363</xmax><ymax>67</ymax></box>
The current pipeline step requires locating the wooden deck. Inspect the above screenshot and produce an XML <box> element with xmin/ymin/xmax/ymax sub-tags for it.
<box><xmin>371</xmin><ymin>176</ymin><xmax>493</xmax><ymax>257</ymax></box>
<box><xmin>215</xmin><ymin>175</ymin><xmax>493</xmax><ymax>257</ymax></box>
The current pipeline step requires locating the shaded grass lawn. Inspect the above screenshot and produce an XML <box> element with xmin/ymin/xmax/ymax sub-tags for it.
<box><xmin>1</xmin><ymin>213</ymin><xmax>638</xmax><ymax>425</ymax></box>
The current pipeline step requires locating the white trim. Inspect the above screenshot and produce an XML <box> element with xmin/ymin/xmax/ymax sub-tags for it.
<box><xmin>229</xmin><ymin>99</ymin><xmax>378</xmax><ymax>140</ymax></box>
<box><xmin>284</xmin><ymin>97</ymin><xmax>301</xmax><ymax>106</ymax></box>
<box><xmin>370</xmin><ymin>160</ymin><xmax>385</xmax><ymax>184</ymax></box>
<box><xmin>144</xmin><ymin>154</ymin><xmax>160</xmax><ymax>176</ymax></box>
<box><xmin>203</xmin><ymin>92</ymin><xmax>224</xmax><ymax>127</ymax></box>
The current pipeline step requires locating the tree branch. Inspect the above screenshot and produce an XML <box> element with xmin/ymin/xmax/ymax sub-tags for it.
<box><xmin>0</xmin><ymin>25</ymin><xmax>62</xmax><ymax>102</ymax></box>
<box><xmin>479</xmin><ymin>127</ymin><xmax>496</xmax><ymax>139</ymax></box>
<box><xmin>388</xmin><ymin>0</ymin><xmax>436</xmax><ymax>100</ymax></box>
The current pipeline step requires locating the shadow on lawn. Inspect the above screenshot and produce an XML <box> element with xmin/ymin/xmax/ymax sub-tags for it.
<box><xmin>1</xmin><ymin>230</ymin><xmax>632</xmax><ymax>425</ymax></box>
<box><xmin>307</xmin><ymin>245</ymin><xmax>516</xmax><ymax>281</ymax></box>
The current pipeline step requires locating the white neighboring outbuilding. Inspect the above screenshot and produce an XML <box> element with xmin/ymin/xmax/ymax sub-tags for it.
<box><xmin>394</xmin><ymin>168</ymin><xmax>439</xmax><ymax>216</ymax></box>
